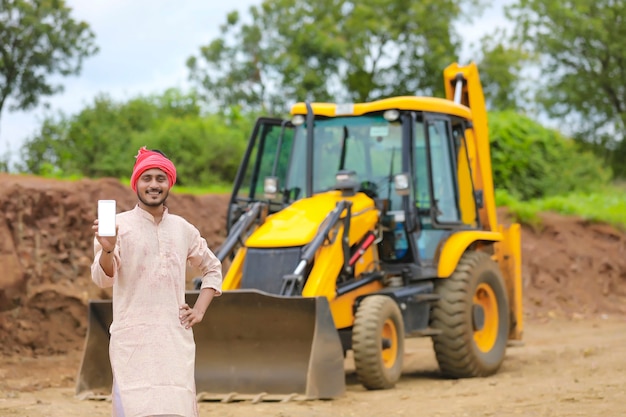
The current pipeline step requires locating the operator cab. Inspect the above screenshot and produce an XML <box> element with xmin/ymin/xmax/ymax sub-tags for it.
<box><xmin>229</xmin><ymin>99</ymin><xmax>483</xmax><ymax>280</ymax></box>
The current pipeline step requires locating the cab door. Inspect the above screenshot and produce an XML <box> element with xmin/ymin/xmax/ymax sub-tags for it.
<box><xmin>413</xmin><ymin>114</ymin><xmax>480</xmax><ymax>262</ymax></box>
<box><xmin>228</xmin><ymin>118</ymin><xmax>295</xmax><ymax>230</ymax></box>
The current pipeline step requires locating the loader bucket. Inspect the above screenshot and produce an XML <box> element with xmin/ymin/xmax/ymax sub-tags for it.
<box><xmin>75</xmin><ymin>299</ymin><xmax>113</xmax><ymax>399</ymax></box>
<box><xmin>76</xmin><ymin>290</ymin><xmax>346</xmax><ymax>402</ymax></box>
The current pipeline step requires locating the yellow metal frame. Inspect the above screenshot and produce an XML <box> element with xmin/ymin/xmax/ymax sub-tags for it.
<box><xmin>442</xmin><ymin>62</ymin><xmax>523</xmax><ymax>340</ymax></box>
<box><xmin>291</xmin><ymin>96</ymin><xmax>472</xmax><ymax>120</ymax></box>
<box><xmin>495</xmin><ymin>224</ymin><xmax>523</xmax><ymax>339</ymax></box>
<box><xmin>443</xmin><ymin>62</ymin><xmax>497</xmax><ymax>233</ymax></box>
<box><xmin>436</xmin><ymin>231</ymin><xmax>502</xmax><ymax>278</ymax></box>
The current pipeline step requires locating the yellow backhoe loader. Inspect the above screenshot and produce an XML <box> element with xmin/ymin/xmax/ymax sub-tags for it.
<box><xmin>77</xmin><ymin>62</ymin><xmax>522</xmax><ymax>402</ymax></box>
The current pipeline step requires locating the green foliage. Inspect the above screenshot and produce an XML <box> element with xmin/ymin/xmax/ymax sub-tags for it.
<box><xmin>496</xmin><ymin>187</ymin><xmax>626</xmax><ymax>231</ymax></box>
<box><xmin>507</xmin><ymin>0</ymin><xmax>626</xmax><ymax>177</ymax></box>
<box><xmin>540</xmin><ymin>191</ymin><xmax>626</xmax><ymax>229</ymax></box>
<box><xmin>19</xmin><ymin>89</ymin><xmax>201</xmax><ymax>176</ymax></box>
<box><xmin>573</xmin><ymin>131</ymin><xmax>626</xmax><ymax>179</ymax></box>
<box><xmin>37</xmin><ymin>162</ymin><xmax>82</xmax><ymax>180</ymax></box>
<box><xmin>0</xmin><ymin>0</ymin><xmax>98</xmax><ymax>123</ymax></box>
<box><xmin>18</xmin><ymin>115</ymin><xmax>69</xmax><ymax>174</ymax></box>
<box><xmin>171</xmin><ymin>184</ymin><xmax>232</xmax><ymax>195</ymax></box>
<box><xmin>18</xmin><ymin>89</ymin><xmax>252</xmax><ymax>186</ymax></box>
<box><xmin>489</xmin><ymin>111</ymin><xmax>611</xmax><ymax>200</ymax></box>
<box><xmin>187</xmin><ymin>0</ymin><xmax>484</xmax><ymax>114</ymax></box>
<box><xmin>494</xmin><ymin>189</ymin><xmax>541</xmax><ymax>229</ymax></box>
<box><xmin>475</xmin><ymin>29</ymin><xmax>532</xmax><ymax>111</ymax></box>
<box><xmin>0</xmin><ymin>146</ymin><xmax>10</xmax><ymax>172</ymax></box>
<box><xmin>129</xmin><ymin>114</ymin><xmax>247</xmax><ymax>187</ymax></box>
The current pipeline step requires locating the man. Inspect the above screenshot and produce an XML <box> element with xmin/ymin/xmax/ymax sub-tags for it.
<box><xmin>91</xmin><ymin>146</ymin><xmax>222</xmax><ymax>417</ymax></box>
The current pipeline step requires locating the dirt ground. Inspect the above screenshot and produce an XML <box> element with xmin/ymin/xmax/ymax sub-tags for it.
<box><xmin>1</xmin><ymin>173</ymin><xmax>626</xmax><ymax>417</ymax></box>
<box><xmin>2</xmin><ymin>316</ymin><xmax>625</xmax><ymax>417</ymax></box>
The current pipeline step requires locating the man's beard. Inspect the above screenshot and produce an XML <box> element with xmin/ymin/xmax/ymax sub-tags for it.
<box><xmin>138</xmin><ymin>188</ymin><xmax>169</xmax><ymax>207</ymax></box>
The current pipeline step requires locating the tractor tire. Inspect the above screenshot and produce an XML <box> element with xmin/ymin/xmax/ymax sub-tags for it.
<box><xmin>431</xmin><ymin>251</ymin><xmax>509</xmax><ymax>378</ymax></box>
<box><xmin>352</xmin><ymin>295</ymin><xmax>404</xmax><ymax>390</ymax></box>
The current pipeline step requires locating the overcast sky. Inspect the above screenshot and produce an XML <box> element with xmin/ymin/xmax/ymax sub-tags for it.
<box><xmin>0</xmin><ymin>0</ymin><xmax>509</xmax><ymax>162</ymax></box>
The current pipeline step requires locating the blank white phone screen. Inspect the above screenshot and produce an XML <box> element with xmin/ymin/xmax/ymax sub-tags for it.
<box><xmin>98</xmin><ymin>200</ymin><xmax>117</xmax><ymax>237</ymax></box>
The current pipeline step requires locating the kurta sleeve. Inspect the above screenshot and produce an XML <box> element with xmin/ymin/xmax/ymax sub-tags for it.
<box><xmin>187</xmin><ymin>228</ymin><xmax>223</xmax><ymax>296</ymax></box>
<box><xmin>91</xmin><ymin>237</ymin><xmax>119</xmax><ymax>288</ymax></box>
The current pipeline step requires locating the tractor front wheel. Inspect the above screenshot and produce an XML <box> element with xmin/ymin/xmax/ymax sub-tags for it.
<box><xmin>352</xmin><ymin>295</ymin><xmax>405</xmax><ymax>389</ymax></box>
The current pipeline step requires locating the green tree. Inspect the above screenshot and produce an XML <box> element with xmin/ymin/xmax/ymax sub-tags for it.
<box><xmin>0</xmin><ymin>147</ymin><xmax>9</xmax><ymax>172</ymax></box>
<box><xmin>489</xmin><ymin>110</ymin><xmax>610</xmax><ymax>200</ymax></box>
<box><xmin>17</xmin><ymin>113</ymin><xmax>68</xmax><ymax>174</ymax></box>
<box><xmin>475</xmin><ymin>29</ymin><xmax>531</xmax><ymax>111</ymax></box>
<box><xmin>507</xmin><ymin>0</ymin><xmax>626</xmax><ymax>177</ymax></box>
<box><xmin>18</xmin><ymin>89</ymin><xmax>203</xmax><ymax>177</ymax></box>
<box><xmin>0</xmin><ymin>0</ymin><xmax>98</xmax><ymax>135</ymax></box>
<box><xmin>129</xmin><ymin>114</ymin><xmax>248</xmax><ymax>186</ymax></box>
<box><xmin>187</xmin><ymin>0</ymin><xmax>485</xmax><ymax>114</ymax></box>
<box><xmin>18</xmin><ymin>89</ymin><xmax>252</xmax><ymax>185</ymax></box>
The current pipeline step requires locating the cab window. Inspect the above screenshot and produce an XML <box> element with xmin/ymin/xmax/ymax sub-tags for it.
<box><xmin>427</xmin><ymin>119</ymin><xmax>460</xmax><ymax>223</ymax></box>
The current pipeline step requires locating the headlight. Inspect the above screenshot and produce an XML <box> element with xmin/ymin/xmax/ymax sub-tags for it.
<box><xmin>383</xmin><ymin>109</ymin><xmax>400</xmax><ymax>122</ymax></box>
<box><xmin>291</xmin><ymin>115</ymin><xmax>305</xmax><ymax>126</ymax></box>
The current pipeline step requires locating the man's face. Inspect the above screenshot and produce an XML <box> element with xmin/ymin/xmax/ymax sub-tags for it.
<box><xmin>136</xmin><ymin>168</ymin><xmax>170</xmax><ymax>207</ymax></box>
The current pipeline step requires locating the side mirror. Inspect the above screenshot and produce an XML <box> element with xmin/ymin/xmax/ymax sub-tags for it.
<box><xmin>474</xmin><ymin>189</ymin><xmax>484</xmax><ymax>209</ymax></box>
<box><xmin>334</xmin><ymin>170</ymin><xmax>359</xmax><ymax>196</ymax></box>
<box><xmin>264</xmin><ymin>176</ymin><xmax>279</xmax><ymax>200</ymax></box>
<box><xmin>393</xmin><ymin>173</ymin><xmax>411</xmax><ymax>196</ymax></box>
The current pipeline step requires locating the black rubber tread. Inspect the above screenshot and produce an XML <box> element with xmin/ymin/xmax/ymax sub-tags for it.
<box><xmin>352</xmin><ymin>295</ymin><xmax>405</xmax><ymax>390</ymax></box>
<box><xmin>431</xmin><ymin>251</ymin><xmax>509</xmax><ymax>378</ymax></box>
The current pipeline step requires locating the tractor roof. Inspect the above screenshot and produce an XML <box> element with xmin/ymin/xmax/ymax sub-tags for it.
<box><xmin>290</xmin><ymin>96</ymin><xmax>472</xmax><ymax>120</ymax></box>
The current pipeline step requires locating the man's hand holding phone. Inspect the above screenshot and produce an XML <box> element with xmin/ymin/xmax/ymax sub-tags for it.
<box><xmin>94</xmin><ymin>200</ymin><xmax>118</xmax><ymax>277</ymax></box>
<box><xmin>95</xmin><ymin>200</ymin><xmax>118</xmax><ymax>254</ymax></box>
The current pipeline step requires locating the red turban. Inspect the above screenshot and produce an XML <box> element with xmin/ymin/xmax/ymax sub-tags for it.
<box><xmin>130</xmin><ymin>147</ymin><xmax>177</xmax><ymax>192</ymax></box>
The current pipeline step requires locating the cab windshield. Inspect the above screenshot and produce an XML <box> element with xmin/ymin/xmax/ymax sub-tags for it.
<box><xmin>287</xmin><ymin>115</ymin><xmax>404</xmax><ymax>204</ymax></box>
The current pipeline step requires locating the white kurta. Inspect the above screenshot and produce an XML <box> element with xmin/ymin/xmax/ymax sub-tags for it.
<box><xmin>91</xmin><ymin>205</ymin><xmax>222</xmax><ymax>417</ymax></box>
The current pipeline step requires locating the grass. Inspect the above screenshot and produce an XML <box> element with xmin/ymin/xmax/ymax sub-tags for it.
<box><xmin>33</xmin><ymin>170</ymin><xmax>232</xmax><ymax>195</ymax></box>
<box><xmin>35</xmin><ymin>172</ymin><xmax>233</xmax><ymax>195</ymax></box>
<box><xmin>496</xmin><ymin>185</ymin><xmax>626</xmax><ymax>230</ymax></box>
<box><xmin>116</xmin><ymin>176</ymin><xmax>232</xmax><ymax>195</ymax></box>
<box><xmin>30</xmin><ymin>171</ymin><xmax>626</xmax><ymax>229</ymax></box>
<box><xmin>171</xmin><ymin>183</ymin><xmax>232</xmax><ymax>195</ymax></box>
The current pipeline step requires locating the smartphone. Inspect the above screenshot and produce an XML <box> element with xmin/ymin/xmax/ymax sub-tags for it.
<box><xmin>98</xmin><ymin>200</ymin><xmax>117</xmax><ymax>237</ymax></box>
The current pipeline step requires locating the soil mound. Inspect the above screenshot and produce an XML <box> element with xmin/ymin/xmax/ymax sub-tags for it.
<box><xmin>0</xmin><ymin>173</ymin><xmax>624</xmax><ymax>355</ymax></box>
<box><xmin>521</xmin><ymin>212</ymin><xmax>626</xmax><ymax>318</ymax></box>
<box><xmin>0</xmin><ymin>174</ymin><xmax>228</xmax><ymax>356</ymax></box>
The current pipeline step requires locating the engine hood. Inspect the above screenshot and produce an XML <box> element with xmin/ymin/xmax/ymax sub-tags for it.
<box><xmin>246</xmin><ymin>191</ymin><xmax>377</xmax><ymax>248</ymax></box>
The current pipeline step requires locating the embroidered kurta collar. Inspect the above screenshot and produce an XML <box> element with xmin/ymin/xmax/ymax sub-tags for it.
<box><xmin>133</xmin><ymin>204</ymin><xmax>169</xmax><ymax>223</ymax></box>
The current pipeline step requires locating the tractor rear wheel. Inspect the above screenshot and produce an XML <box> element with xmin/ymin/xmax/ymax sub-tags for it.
<box><xmin>431</xmin><ymin>251</ymin><xmax>509</xmax><ymax>378</ymax></box>
<box><xmin>352</xmin><ymin>295</ymin><xmax>404</xmax><ymax>389</ymax></box>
